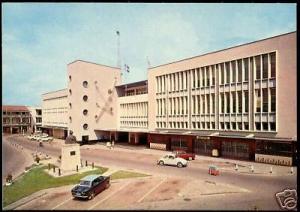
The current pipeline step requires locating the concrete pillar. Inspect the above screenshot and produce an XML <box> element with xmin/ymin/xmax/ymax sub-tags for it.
<box><xmin>135</xmin><ymin>133</ymin><xmax>139</xmax><ymax>144</ymax></box>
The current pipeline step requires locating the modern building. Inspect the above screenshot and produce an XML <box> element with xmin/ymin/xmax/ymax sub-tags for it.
<box><xmin>42</xmin><ymin>31</ymin><xmax>296</xmax><ymax>165</ymax></box>
<box><xmin>41</xmin><ymin>89</ymin><xmax>68</xmax><ymax>139</ymax></box>
<box><xmin>28</xmin><ymin>107</ymin><xmax>42</xmax><ymax>133</ymax></box>
<box><xmin>2</xmin><ymin>105</ymin><xmax>32</xmax><ymax>134</ymax></box>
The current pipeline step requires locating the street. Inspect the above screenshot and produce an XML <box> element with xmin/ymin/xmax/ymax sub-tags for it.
<box><xmin>3</xmin><ymin>135</ymin><xmax>297</xmax><ymax>210</ymax></box>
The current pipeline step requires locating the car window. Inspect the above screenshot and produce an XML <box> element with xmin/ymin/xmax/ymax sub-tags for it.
<box><xmin>164</xmin><ymin>155</ymin><xmax>168</xmax><ymax>158</ymax></box>
<box><xmin>80</xmin><ymin>180</ymin><xmax>91</xmax><ymax>187</ymax></box>
<box><xmin>92</xmin><ymin>178</ymin><xmax>101</xmax><ymax>186</ymax></box>
<box><xmin>169</xmin><ymin>156</ymin><xmax>174</xmax><ymax>159</ymax></box>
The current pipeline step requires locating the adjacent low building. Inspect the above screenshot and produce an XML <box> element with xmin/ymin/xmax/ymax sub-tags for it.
<box><xmin>41</xmin><ymin>89</ymin><xmax>68</xmax><ymax>139</ymax></box>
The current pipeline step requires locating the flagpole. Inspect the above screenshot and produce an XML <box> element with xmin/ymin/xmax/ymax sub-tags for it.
<box><xmin>116</xmin><ymin>31</ymin><xmax>121</xmax><ymax>68</ymax></box>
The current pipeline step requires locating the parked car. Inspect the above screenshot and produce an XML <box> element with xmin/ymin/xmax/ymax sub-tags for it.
<box><xmin>173</xmin><ymin>150</ymin><xmax>196</xmax><ymax>161</ymax></box>
<box><xmin>157</xmin><ymin>153</ymin><xmax>188</xmax><ymax>168</ymax></box>
<box><xmin>40</xmin><ymin>137</ymin><xmax>53</xmax><ymax>142</ymax></box>
<box><xmin>71</xmin><ymin>175</ymin><xmax>110</xmax><ymax>200</ymax></box>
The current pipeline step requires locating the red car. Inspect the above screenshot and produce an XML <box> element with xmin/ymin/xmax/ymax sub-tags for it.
<box><xmin>173</xmin><ymin>150</ymin><xmax>195</xmax><ymax>161</ymax></box>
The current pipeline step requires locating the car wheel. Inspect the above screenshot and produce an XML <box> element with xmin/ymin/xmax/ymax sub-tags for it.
<box><xmin>177</xmin><ymin>162</ymin><xmax>183</xmax><ymax>168</ymax></box>
<box><xmin>188</xmin><ymin>157</ymin><xmax>192</xmax><ymax>161</ymax></box>
<box><xmin>159</xmin><ymin>160</ymin><xmax>164</xmax><ymax>166</ymax></box>
<box><xmin>88</xmin><ymin>192</ymin><xmax>95</xmax><ymax>200</ymax></box>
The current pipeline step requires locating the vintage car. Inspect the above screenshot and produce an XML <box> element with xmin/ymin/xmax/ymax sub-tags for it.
<box><xmin>39</xmin><ymin>136</ymin><xmax>53</xmax><ymax>142</ymax></box>
<box><xmin>173</xmin><ymin>150</ymin><xmax>196</xmax><ymax>161</ymax></box>
<box><xmin>71</xmin><ymin>175</ymin><xmax>110</xmax><ymax>200</ymax></box>
<box><xmin>157</xmin><ymin>153</ymin><xmax>188</xmax><ymax>168</ymax></box>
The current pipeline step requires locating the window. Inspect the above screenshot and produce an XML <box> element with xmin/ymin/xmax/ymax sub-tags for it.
<box><xmin>83</xmin><ymin>81</ymin><xmax>88</xmax><ymax>88</ymax></box>
<box><xmin>197</xmin><ymin>69</ymin><xmax>200</xmax><ymax>87</ymax></box>
<box><xmin>83</xmin><ymin>124</ymin><xmax>88</xmax><ymax>130</ymax></box>
<box><xmin>262</xmin><ymin>122</ymin><xmax>268</xmax><ymax>131</ymax></box>
<box><xmin>201</xmin><ymin>67</ymin><xmax>205</xmax><ymax>87</ymax></box>
<box><xmin>69</xmin><ymin>75</ymin><xmax>72</xmax><ymax>81</ymax></box>
<box><xmin>211</xmin><ymin>66</ymin><xmax>215</xmax><ymax>85</ymax></box>
<box><xmin>244</xmin><ymin>91</ymin><xmax>249</xmax><ymax>113</ymax></box>
<box><xmin>232</xmin><ymin>92</ymin><xmax>236</xmax><ymax>113</ymax></box>
<box><xmin>270</xmin><ymin>52</ymin><xmax>276</xmax><ymax>78</ymax></box>
<box><xmin>207</xmin><ymin>122</ymin><xmax>210</xmax><ymax>129</ymax></box>
<box><xmin>192</xmin><ymin>70</ymin><xmax>196</xmax><ymax>88</ymax></box>
<box><xmin>270</xmin><ymin>88</ymin><xmax>276</xmax><ymax>112</ymax></box>
<box><xmin>69</xmin><ymin>89</ymin><xmax>72</xmax><ymax>95</ymax></box>
<box><xmin>262</xmin><ymin>54</ymin><xmax>268</xmax><ymax>79</ymax></box>
<box><xmin>255</xmin><ymin>55</ymin><xmax>261</xmax><ymax>80</ymax></box>
<box><xmin>226</xmin><ymin>122</ymin><xmax>230</xmax><ymax>130</ymax></box>
<box><xmin>244</xmin><ymin>122</ymin><xmax>249</xmax><ymax>130</ymax></box>
<box><xmin>69</xmin><ymin>103</ymin><xmax>72</xmax><ymax>109</ymax></box>
<box><xmin>83</xmin><ymin>95</ymin><xmax>88</xmax><ymax>102</ymax></box>
<box><xmin>238</xmin><ymin>122</ymin><xmax>242</xmax><ymax>130</ymax></box>
<box><xmin>202</xmin><ymin>95</ymin><xmax>205</xmax><ymax>114</ymax></box>
<box><xmin>69</xmin><ymin>116</ymin><xmax>72</xmax><ymax>123</ymax></box>
<box><xmin>226</xmin><ymin>92</ymin><xmax>230</xmax><ymax>113</ymax></box>
<box><xmin>220</xmin><ymin>122</ymin><xmax>224</xmax><ymax>129</ymax></box>
<box><xmin>255</xmin><ymin>89</ymin><xmax>261</xmax><ymax>112</ymax></box>
<box><xmin>220</xmin><ymin>64</ymin><xmax>224</xmax><ymax>85</ymax></box>
<box><xmin>262</xmin><ymin>88</ymin><xmax>268</xmax><ymax>112</ymax></box>
<box><xmin>211</xmin><ymin>94</ymin><xmax>215</xmax><ymax>114</ymax></box>
<box><xmin>231</xmin><ymin>61</ymin><xmax>236</xmax><ymax>83</ymax></box>
<box><xmin>201</xmin><ymin>122</ymin><xmax>205</xmax><ymax>129</ymax></box>
<box><xmin>83</xmin><ymin>109</ymin><xmax>88</xmax><ymax>116</ymax></box>
<box><xmin>206</xmin><ymin>66</ymin><xmax>210</xmax><ymax>86</ymax></box>
<box><xmin>255</xmin><ymin>122</ymin><xmax>261</xmax><ymax>131</ymax></box>
<box><xmin>243</xmin><ymin>58</ymin><xmax>249</xmax><ymax>81</ymax></box>
<box><xmin>225</xmin><ymin>62</ymin><xmax>230</xmax><ymax>83</ymax></box>
<box><xmin>221</xmin><ymin>93</ymin><xmax>224</xmax><ymax>113</ymax></box>
<box><xmin>237</xmin><ymin>59</ymin><xmax>242</xmax><ymax>82</ymax></box>
<box><xmin>211</xmin><ymin>122</ymin><xmax>215</xmax><ymax>129</ymax></box>
<box><xmin>231</xmin><ymin>122</ymin><xmax>236</xmax><ymax>130</ymax></box>
<box><xmin>238</xmin><ymin>91</ymin><xmax>242</xmax><ymax>113</ymax></box>
<box><xmin>270</xmin><ymin>122</ymin><xmax>276</xmax><ymax>131</ymax></box>
<box><xmin>207</xmin><ymin>94</ymin><xmax>210</xmax><ymax>114</ymax></box>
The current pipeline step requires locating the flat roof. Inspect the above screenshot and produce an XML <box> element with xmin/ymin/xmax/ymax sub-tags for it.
<box><xmin>42</xmin><ymin>88</ymin><xmax>67</xmax><ymax>96</ymax></box>
<box><xmin>149</xmin><ymin>31</ymin><xmax>296</xmax><ymax>70</ymax></box>
<box><xmin>2</xmin><ymin>105</ymin><xmax>29</xmax><ymax>112</ymax></box>
<box><xmin>68</xmin><ymin>59</ymin><xmax>120</xmax><ymax>70</ymax></box>
<box><xmin>115</xmin><ymin>80</ymin><xmax>148</xmax><ymax>89</ymax></box>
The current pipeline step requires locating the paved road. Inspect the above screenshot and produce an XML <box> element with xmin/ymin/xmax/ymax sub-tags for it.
<box><xmin>2</xmin><ymin>136</ymin><xmax>33</xmax><ymax>184</ymax></box>
<box><xmin>5</xmin><ymin>135</ymin><xmax>297</xmax><ymax>210</ymax></box>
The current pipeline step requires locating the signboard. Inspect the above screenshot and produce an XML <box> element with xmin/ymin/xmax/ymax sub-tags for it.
<box><xmin>196</xmin><ymin>136</ymin><xmax>210</xmax><ymax>140</ymax></box>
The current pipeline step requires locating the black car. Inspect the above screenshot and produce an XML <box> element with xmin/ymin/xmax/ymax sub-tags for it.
<box><xmin>71</xmin><ymin>175</ymin><xmax>110</xmax><ymax>200</ymax></box>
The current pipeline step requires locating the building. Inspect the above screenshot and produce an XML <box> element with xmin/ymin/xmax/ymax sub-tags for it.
<box><xmin>147</xmin><ymin>31</ymin><xmax>296</xmax><ymax>165</ymax></box>
<box><xmin>2</xmin><ymin>105</ymin><xmax>32</xmax><ymax>134</ymax></box>
<box><xmin>42</xmin><ymin>31</ymin><xmax>296</xmax><ymax>165</ymax></box>
<box><xmin>28</xmin><ymin>107</ymin><xmax>42</xmax><ymax>133</ymax></box>
<box><xmin>41</xmin><ymin>89</ymin><xmax>68</xmax><ymax>139</ymax></box>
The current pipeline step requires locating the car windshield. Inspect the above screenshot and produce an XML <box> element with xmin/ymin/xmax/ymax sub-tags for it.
<box><xmin>79</xmin><ymin>180</ymin><xmax>91</xmax><ymax>187</ymax></box>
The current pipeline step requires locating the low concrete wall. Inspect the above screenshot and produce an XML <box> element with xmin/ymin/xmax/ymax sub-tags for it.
<box><xmin>255</xmin><ymin>153</ymin><xmax>292</xmax><ymax>166</ymax></box>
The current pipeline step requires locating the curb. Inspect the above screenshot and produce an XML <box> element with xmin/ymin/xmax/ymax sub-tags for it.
<box><xmin>3</xmin><ymin>191</ymin><xmax>47</xmax><ymax>210</ymax></box>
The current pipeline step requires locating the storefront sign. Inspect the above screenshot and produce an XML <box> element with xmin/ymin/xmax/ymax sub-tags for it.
<box><xmin>196</xmin><ymin>136</ymin><xmax>210</xmax><ymax>140</ymax></box>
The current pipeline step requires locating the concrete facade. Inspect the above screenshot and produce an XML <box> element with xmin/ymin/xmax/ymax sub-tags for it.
<box><xmin>67</xmin><ymin>60</ymin><xmax>121</xmax><ymax>142</ymax></box>
<box><xmin>28</xmin><ymin>107</ymin><xmax>42</xmax><ymax>133</ymax></box>
<box><xmin>41</xmin><ymin>89</ymin><xmax>68</xmax><ymax>139</ymax></box>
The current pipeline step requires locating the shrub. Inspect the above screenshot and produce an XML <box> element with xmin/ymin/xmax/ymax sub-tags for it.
<box><xmin>6</xmin><ymin>174</ymin><xmax>13</xmax><ymax>183</ymax></box>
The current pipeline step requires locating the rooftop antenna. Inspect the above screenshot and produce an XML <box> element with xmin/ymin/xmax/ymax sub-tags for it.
<box><xmin>116</xmin><ymin>30</ymin><xmax>121</xmax><ymax>68</ymax></box>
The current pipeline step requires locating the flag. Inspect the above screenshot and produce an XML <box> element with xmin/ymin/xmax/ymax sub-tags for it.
<box><xmin>116</xmin><ymin>31</ymin><xmax>120</xmax><ymax>36</ymax></box>
<box><xmin>124</xmin><ymin>64</ymin><xmax>130</xmax><ymax>73</ymax></box>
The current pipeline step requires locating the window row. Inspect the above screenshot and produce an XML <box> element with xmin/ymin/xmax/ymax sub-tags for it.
<box><xmin>191</xmin><ymin>94</ymin><xmax>215</xmax><ymax>114</ymax></box>
<box><xmin>220</xmin><ymin>91</ymin><xmax>248</xmax><ymax>114</ymax></box>
<box><xmin>191</xmin><ymin>66</ymin><xmax>215</xmax><ymax>88</ymax></box>
<box><xmin>120</xmin><ymin>121</ymin><xmax>148</xmax><ymax>127</ymax></box>
<box><xmin>192</xmin><ymin>122</ymin><xmax>216</xmax><ymax>129</ymax></box>
<box><xmin>255</xmin><ymin>87</ymin><xmax>276</xmax><ymax>113</ymax></box>
<box><xmin>120</xmin><ymin>103</ymin><xmax>148</xmax><ymax>118</ymax></box>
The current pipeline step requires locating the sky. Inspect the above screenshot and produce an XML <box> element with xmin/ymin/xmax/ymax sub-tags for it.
<box><xmin>2</xmin><ymin>3</ymin><xmax>296</xmax><ymax>107</ymax></box>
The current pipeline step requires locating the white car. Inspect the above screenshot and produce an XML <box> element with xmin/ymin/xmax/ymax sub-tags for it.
<box><xmin>40</xmin><ymin>137</ymin><xmax>53</xmax><ymax>142</ymax></box>
<box><xmin>157</xmin><ymin>153</ymin><xmax>188</xmax><ymax>168</ymax></box>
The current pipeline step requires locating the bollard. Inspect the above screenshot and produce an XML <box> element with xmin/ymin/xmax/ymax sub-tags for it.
<box><xmin>270</xmin><ymin>166</ymin><xmax>273</xmax><ymax>174</ymax></box>
<box><xmin>290</xmin><ymin>167</ymin><xmax>294</xmax><ymax>174</ymax></box>
<box><xmin>53</xmin><ymin>166</ymin><xmax>55</xmax><ymax>173</ymax></box>
<box><xmin>48</xmin><ymin>163</ymin><xmax>50</xmax><ymax>170</ymax></box>
<box><xmin>250</xmin><ymin>165</ymin><xmax>254</xmax><ymax>173</ymax></box>
<box><xmin>58</xmin><ymin>169</ymin><xmax>61</xmax><ymax>176</ymax></box>
<box><xmin>76</xmin><ymin>165</ymin><xmax>79</xmax><ymax>172</ymax></box>
<box><xmin>235</xmin><ymin>164</ymin><xmax>238</xmax><ymax>171</ymax></box>
<box><xmin>85</xmin><ymin>160</ymin><xmax>88</xmax><ymax>167</ymax></box>
<box><xmin>81</xmin><ymin>160</ymin><xmax>83</xmax><ymax>167</ymax></box>
<box><xmin>92</xmin><ymin>162</ymin><xmax>94</xmax><ymax>169</ymax></box>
